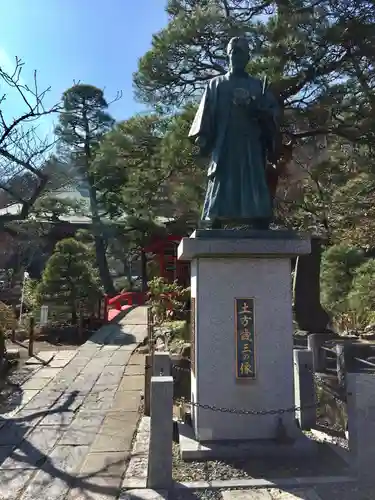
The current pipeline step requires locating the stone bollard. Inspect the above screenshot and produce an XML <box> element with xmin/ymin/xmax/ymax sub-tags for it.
<box><xmin>147</xmin><ymin>376</ymin><xmax>173</xmax><ymax>489</ymax></box>
<box><xmin>145</xmin><ymin>353</ymin><xmax>171</xmax><ymax>417</ymax></box>
<box><xmin>152</xmin><ymin>352</ymin><xmax>171</xmax><ymax>376</ymax></box>
<box><xmin>307</xmin><ymin>333</ymin><xmax>327</xmax><ymax>372</ymax></box>
<box><xmin>294</xmin><ymin>349</ymin><xmax>316</xmax><ymax>430</ymax></box>
<box><xmin>347</xmin><ymin>373</ymin><xmax>375</xmax><ymax>481</ymax></box>
<box><xmin>28</xmin><ymin>316</ymin><xmax>35</xmax><ymax>357</ymax></box>
<box><xmin>144</xmin><ymin>354</ymin><xmax>152</xmax><ymax>417</ymax></box>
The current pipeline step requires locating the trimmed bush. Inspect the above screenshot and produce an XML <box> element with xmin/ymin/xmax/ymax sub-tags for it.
<box><xmin>321</xmin><ymin>243</ymin><xmax>365</xmax><ymax>318</ymax></box>
<box><xmin>348</xmin><ymin>259</ymin><xmax>375</xmax><ymax>327</ymax></box>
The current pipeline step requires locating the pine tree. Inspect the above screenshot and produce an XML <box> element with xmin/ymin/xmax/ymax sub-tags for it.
<box><xmin>36</xmin><ymin>238</ymin><xmax>101</xmax><ymax>324</ymax></box>
<box><xmin>133</xmin><ymin>0</ymin><xmax>375</xmax><ymax>241</ymax></box>
<box><xmin>321</xmin><ymin>243</ymin><xmax>365</xmax><ymax>317</ymax></box>
<box><xmin>55</xmin><ymin>84</ymin><xmax>115</xmax><ymax>295</ymax></box>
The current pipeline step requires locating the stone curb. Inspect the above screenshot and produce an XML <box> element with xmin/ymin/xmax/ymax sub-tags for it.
<box><xmin>172</xmin><ymin>475</ymin><xmax>357</xmax><ymax>490</ymax></box>
<box><xmin>122</xmin><ymin>416</ymin><xmax>150</xmax><ymax>490</ymax></box>
<box><xmin>309</xmin><ymin>428</ymin><xmax>351</xmax><ymax>465</ymax></box>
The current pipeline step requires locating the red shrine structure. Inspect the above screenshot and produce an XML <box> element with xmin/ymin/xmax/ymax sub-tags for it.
<box><xmin>144</xmin><ymin>235</ymin><xmax>190</xmax><ymax>288</ymax></box>
<box><xmin>106</xmin><ymin>234</ymin><xmax>190</xmax><ymax>319</ymax></box>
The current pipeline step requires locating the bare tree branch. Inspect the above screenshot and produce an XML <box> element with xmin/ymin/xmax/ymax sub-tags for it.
<box><xmin>0</xmin><ymin>56</ymin><xmax>60</xmax><ymax>221</ymax></box>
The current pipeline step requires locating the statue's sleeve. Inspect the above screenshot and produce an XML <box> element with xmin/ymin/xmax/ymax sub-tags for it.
<box><xmin>188</xmin><ymin>84</ymin><xmax>214</xmax><ymax>151</ymax></box>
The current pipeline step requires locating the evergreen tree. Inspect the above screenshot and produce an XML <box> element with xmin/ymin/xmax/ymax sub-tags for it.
<box><xmin>133</xmin><ymin>0</ymin><xmax>375</xmax><ymax>241</ymax></box>
<box><xmin>348</xmin><ymin>259</ymin><xmax>375</xmax><ymax>326</ymax></box>
<box><xmin>321</xmin><ymin>243</ymin><xmax>365</xmax><ymax>317</ymax></box>
<box><xmin>55</xmin><ymin>84</ymin><xmax>115</xmax><ymax>295</ymax></box>
<box><xmin>94</xmin><ymin>114</ymin><xmax>170</xmax><ymax>220</ymax></box>
<box><xmin>36</xmin><ymin>238</ymin><xmax>101</xmax><ymax>324</ymax></box>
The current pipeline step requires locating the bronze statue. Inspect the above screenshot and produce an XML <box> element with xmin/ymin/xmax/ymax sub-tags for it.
<box><xmin>189</xmin><ymin>36</ymin><xmax>282</xmax><ymax>229</ymax></box>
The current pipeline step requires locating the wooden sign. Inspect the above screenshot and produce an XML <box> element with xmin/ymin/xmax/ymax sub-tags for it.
<box><xmin>235</xmin><ymin>298</ymin><xmax>256</xmax><ymax>379</ymax></box>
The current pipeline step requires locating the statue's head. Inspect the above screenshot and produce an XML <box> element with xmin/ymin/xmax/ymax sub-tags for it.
<box><xmin>227</xmin><ymin>37</ymin><xmax>249</xmax><ymax>72</ymax></box>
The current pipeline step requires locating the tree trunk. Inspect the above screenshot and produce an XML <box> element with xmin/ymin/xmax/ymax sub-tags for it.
<box><xmin>82</xmin><ymin>107</ymin><xmax>115</xmax><ymax>297</ymax></box>
<box><xmin>124</xmin><ymin>259</ymin><xmax>134</xmax><ymax>290</ymax></box>
<box><xmin>0</xmin><ymin>328</ymin><xmax>6</xmax><ymax>361</ymax></box>
<box><xmin>94</xmin><ymin>232</ymin><xmax>115</xmax><ymax>295</ymax></box>
<box><xmin>88</xmin><ymin>185</ymin><xmax>115</xmax><ymax>296</ymax></box>
<box><xmin>141</xmin><ymin>248</ymin><xmax>148</xmax><ymax>293</ymax></box>
<box><xmin>71</xmin><ymin>305</ymin><xmax>77</xmax><ymax>325</ymax></box>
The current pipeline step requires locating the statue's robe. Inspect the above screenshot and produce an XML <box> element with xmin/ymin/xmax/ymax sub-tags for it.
<box><xmin>189</xmin><ymin>72</ymin><xmax>281</xmax><ymax>224</ymax></box>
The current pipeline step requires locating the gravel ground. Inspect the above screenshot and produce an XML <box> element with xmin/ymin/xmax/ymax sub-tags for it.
<box><xmin>172</xmin><ymin>491</ymin><xmax>223</xmax><ymax>500</ymax></box>
<box><xmin>0</xmin><ymin>340</ymin><xmax>79</xmax><ymax>412</ymax></box>
<box><xmin>305</xmin><ymin>426</ymin><xmax>349</xmax><ymax>459</ymax></box>
<box><xmin>172</xmin><ymin>439</ymin><xmax>349</xmax><ymax>483</ymax></box>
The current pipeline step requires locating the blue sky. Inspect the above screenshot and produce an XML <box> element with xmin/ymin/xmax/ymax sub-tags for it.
<box><xmin>0</xmin><ymin>0</ymin><xmax>168</xmax><ymax>136</ymax></box>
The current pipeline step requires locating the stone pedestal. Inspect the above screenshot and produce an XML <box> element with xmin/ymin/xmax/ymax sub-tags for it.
<box><xmin>177</xmin><ymin>230</ymin><xmax>311</xmax><ymax>445</ymax></box>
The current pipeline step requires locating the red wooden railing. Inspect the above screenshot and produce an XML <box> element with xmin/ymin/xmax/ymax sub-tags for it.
<box><xmin>104</xmin><ymin>235</ymin><xmax>189</xmax><ymax>321</ymax></box>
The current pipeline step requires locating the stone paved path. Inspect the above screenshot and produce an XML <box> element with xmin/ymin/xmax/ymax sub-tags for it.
<box><xmin>0</xmin><ymin>307</ymin><xmax>147</xmax><ymax>500</ymax></box>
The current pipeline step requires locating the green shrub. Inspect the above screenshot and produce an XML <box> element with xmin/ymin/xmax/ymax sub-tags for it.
<box><xmin>0</xmin><ymin>301</ymin><xmax>17</xmax><ymax>331</ymax></box>
<box><xmin>0</xmin><ymin>301</ymin><xmax>17</xmax><ymax>359</ymax></box>
<box><xmin>24</xmin><ymin>278</ymin><xmax>39</xmax><ymax>309</ymax></box>
<box><xmin>167</xmin><ymin>320</ymin><xmax>189</xmax><ymax>342</ymax></box>
<box><xmin>348</xmin><ymin>259</ymin><xmax>375</xmax><ymax>327</ymax></box>
<box><xmin>36</xmin><ymin>238</ymin><xmax>102</xmax><ymax>324</ymax></box>
<box><xmin>147</xmin><ymin>277</ymin><xmax>190</xmax><ymax>325</ymax></box>
<box><xmin>321</xmin><ymin>243</ymin><xmax>365</xmax><ymax>317</ymax></box>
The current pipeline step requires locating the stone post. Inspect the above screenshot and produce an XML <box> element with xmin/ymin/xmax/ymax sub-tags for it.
<box><xmin>347</xmin><ymin>373</ymin><xmax>375</xmax><ymax>481</ymax></box>
<box><xmin>144</xmin><ymin>354</ymin><xmax>152</xmax><ymax>417</ymax></box>
<box><xmin>294</xmin><ymin>349</ymin><xmax>316</xmax><ymax>430</ymax></box>
<box><xmin>148</xmin><ymin>376</ymin><xmax>173</xmax><ymax>489</ymax></box>
<box><xmin>152</xmin><ymin>352</ymin><xmax>171</xmax><ymax>376</ymax></box>
<box><xmin>307</xmin><ymin>333</ymin><xmax>327</xmax><ymax>373</ymax></box>
<box><xmin>336</xmin><ymin>342</ymin><xmax>354</xmax><ymax>391</ymax></box>
<box><xmin>28</xmin><ymin>316</ymin><xmax>35</xmax><ymax>357</ymax></box>
<box><xmin>145</xmin><ymin>353</ymin><xmax>171</xmax><ymax>417</ymax></box>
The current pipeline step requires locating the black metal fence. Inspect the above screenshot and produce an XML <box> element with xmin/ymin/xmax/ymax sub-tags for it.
<box><xmin>308</xmin><ymin>334</ymin><xmax>375</xmax><ymax>397</ymax></box>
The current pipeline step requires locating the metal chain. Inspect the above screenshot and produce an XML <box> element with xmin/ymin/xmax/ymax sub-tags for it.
<box><xmin>173</xmin><ymin>397</ymin><xmax>317</xmax><ymax>415</ymax></box>
<box><xmin>171</xmin><ymin>363</ymin><xmax>191</xmax><ymax>373</ymax></box>
<box><xmin>145</xmin><ymin>362</ymin><xmax>191</xmax><ymax>373</ymax></box>
<box><xmin>305</xmin><ymin>363</ymin><xmax>346</xmax><ymax>406</ymax></box>
<box><xmin>146</xmin><ymin>359</ymin><xmax>346</xmax><ymax>416</ymax></box>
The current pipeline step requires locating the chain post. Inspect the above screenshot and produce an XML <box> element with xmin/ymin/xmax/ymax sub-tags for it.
<box><xmin>28</xmin><ymin>316</ymin><xmax>35</xmax><ymax>357</ymax></box>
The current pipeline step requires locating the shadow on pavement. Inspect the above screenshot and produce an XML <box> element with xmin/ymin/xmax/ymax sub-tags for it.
<box><xmin>0</xmin><ymin>390</ymin><xmax>131</xmax><ymax>498</ymax></box>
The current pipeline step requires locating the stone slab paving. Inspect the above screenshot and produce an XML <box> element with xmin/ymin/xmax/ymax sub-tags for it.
<box><xmin>120</xmin><ymin>491</ymin><xmax>168</xmax><ymax>499</ymax></box>
<box><xmin>0</xmin><ymin>306</ymin><xmax>148</xmax><ymax>500</ymax></box>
